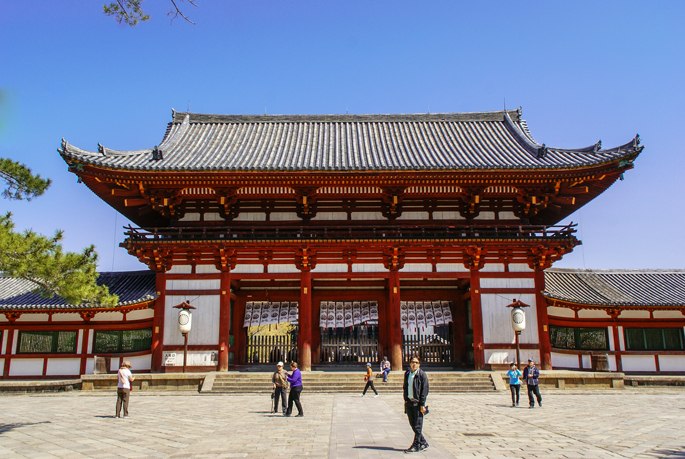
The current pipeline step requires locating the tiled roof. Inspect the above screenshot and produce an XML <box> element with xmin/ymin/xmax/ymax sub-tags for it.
<box><xmin>544</xmin><ymin>268</ymin><xmax>685</xmax><ymax>307</ymax></box>
<box><xmin>59</xmin><ymin>109</ymin><xmax>643</xmax><ymax>172</ymax></box>
<box><xmin>0</xmin><ymin>271</ymin><xmax>157</xmax><ymax>311</ymax></box>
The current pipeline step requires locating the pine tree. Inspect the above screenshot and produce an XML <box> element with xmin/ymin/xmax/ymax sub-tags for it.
<box><xmin>0</xmin><ymin>158</ymin><xmax>118</xmax><ymax>307</ymax></box>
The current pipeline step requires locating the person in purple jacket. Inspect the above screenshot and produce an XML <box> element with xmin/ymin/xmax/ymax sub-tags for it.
<box><xmin>522</xmin><ymin>358</ymin><xmax>542</xmax><ymax>408</ymax></box>
<box><xmin>285</xmin><ymin>361</ymin><xmax>303</xmax><ymax>417</ymax></box>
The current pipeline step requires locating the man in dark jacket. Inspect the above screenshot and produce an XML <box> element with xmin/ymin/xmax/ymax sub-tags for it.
<box><xmin>403</xmin><ymin>355</ymin><xmax>429</xmax><ymax>453</ymax></box>
<box><xmin>522</xmin><ymin>358</ymin><xmax>542</xmax><ymax>408</ymax></box>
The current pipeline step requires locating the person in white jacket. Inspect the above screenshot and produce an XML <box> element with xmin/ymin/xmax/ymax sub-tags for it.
<box><xmin>116</xmin><ymin>361</ymin><xmax>135</xmax><ymax>418</ymax></box>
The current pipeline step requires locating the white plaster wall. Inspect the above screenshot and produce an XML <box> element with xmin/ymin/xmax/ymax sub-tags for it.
<box><xmin>653</xmin><ymin>311</ymin><xmax>683</xmax><ymax>319</ymax></box>
<box><xmin>658</xmin><ymin>355</ymin><xmax>685</xmax><ymax>372</ymax></box>
<box><xmin>400</xmin><ymin>263</ymin><xmax>432</xmax><ymax>273</ymax></box>
<box><xmin>436</xmin><ymin>263</ymin><xmax>469</xmax><ymax>273</ymax></box>
<box><xmin>619</xmin><ymin>310</ymin><xmax>650</xmax><ymax>319</ymax></box>
<box><xmin>77</xmin><ymin>330</ymin><xmax>83</xmax><ymax>354</ymax></box>
<box><xmin>547</xmin><ymin>306</ymin><xmax>575</xmax><ymax>318</ymax></box>
<box><xmin>480</xmin><ymin>264</ymin><xmax>506</xmax><ymax>272</ymax></box>
<box><xmin>498</xmin><ymin>211</ymin><xmax>518</xmax><ymax>220</ymax></box>
<box><xmin>16</xmin><ymin>314</ymin><xmax>50</xmax><ymax>322</ymax></box>
<box><xmin>166</xmin><ymin>279</ymin><xmax>221</xmax><ymax>290</ymax></box>
<box><xmin>0</xmin><ymin>315</ymin><xmax>7</xmax><ymax>322</ymax></box>
<box><xmin>86</xmin><ymin>329</ymin><xmax>93</xmax><ymax>354</ymax></box>
<box><xmin>618</xmin><ymin>326</ymin><xmax>625</xmax><ymax>351</ymax></box>
<box><xmin>267</xmin><ymin>265</ymin><xmax>300</xmax><ymax>274</ymax></box>
<box><xmin>232</xmin><ymin>265</ymin><xmax>264</xmax><ymax>274</ymax></box>
<box><xmin>179</xmin><ymin>213</ymin><xmax>201</xmax><ymax>222</ymax></box>
<box><xmin>93</xmin><ymin>311</ymin><xmax>125</xmax><ymax>322</ymax></box>
<box><xmin>1</xmin><ymin>331</ymin><xmax>7</xmax><ymax>354</ymax></box>
<box><xmin>485</xmin><ymin>350</ymin><xmax>514</xmax><ymax>364</ymax></box>
<box><xmin>46</xmin><ymin>358</ymin><xmax>81</xmax><ymax>376</ymax></box>
<box><xmin>85</xmin><ymin>358</ymin><xmax>95</xmax><ymax>374</ymax></box>
<box><xmin>234</xmin><ymin>213</ymin><xmax>267</xmax><ymax>221</ymax></box>
<box><xmin>110</xmin><ymin>358</ymin><xmax>120</xmax><ymax>372</ymax></box>
<box><xmin>127</xmin><ymin>309</ymin><xmax>155</xmax><ymax>321</ymax></box>
<box><xmin>204</xmin><ymin>212</ymin><xmax>223</xmax><ymax>221</ymax></box>
<box><xmin>51</xmin><ymin>313</ymin><xmax>83</xmax><ymax>322</ymax></box>
<box><xmin>622</xmin><ymin>355</ymin><xmax>656</xmax><ymax>372</ymax></box>
<box><xmin>9</xmin><ymin>358</ymin><xmax>43</xmax><ymax>376</ymax></box>
<box><xmin>608</xmin><ymin>326</ymin><xmax>615</xmax><ymax>351</ymax></box>
<box><xmin>0</xmin><ymin>359</ymin><xmax>4</xmax><ymax>371</ymax></box>
<box><xmin>433</xmin><ymin>211</ymin><xmax>465</xmax><ymax>220</ymax></box>
<box><xmin>551</xmin><ymin>352</ymin><xmax>579</xmax><ymax>368</ymax></box>
<box><xmin>480</xmin><ymin>278</ymin><xmax>535</xmax><ymax>289</ymax></box>
<box><xmin>128</xmin><ymin>354</ymin><xmax>152</xmax><ymax>371</ymax></box>
<box><xmin>197</xmin><ymin>265</ymin><xmax>220</xmax><ymax>274</ymax></box>
<box><xmin>11</xmin><ymin>330</ymin><xmax>18</xmax><ymax>354</ymax></box>
<box><xmin>607</xmin><ymin>355</ymin><xmax>617</xmax><ymax>372</ymax></box>
<box><xmin>472</xmin><ymin>211</ymin><xmax>495</xmax><ymax>220</ymax></box>
<box><xmin>396</xmin><ymin>212</ymin><xmax>429</xmax><ymax>220</ymax></box>
<box><xmin>351</xmin><ymin>212</ymin><xmax>384</xmax><ymax>220</ymax></box>
<box><xmin>311</xmin><ymin>212</ymin><xmax>348</xmax><ymax>221</ymax></box>
<box><xmin>164</xmin><ymin>295</ymin><xmax>220</xmax><ymax>346</ymax></box>
<box><xmin>508</xmin><ymin>263</ymin><xmax>533</xmax><ymax>272</ymax></box>
<box><xmin>270</xmin><ymin>212</ymin><xmax>299</xmax><ymax>221</ymax></box>
<box><xmin>581</xmin><ymin>355</ymin><xmax>591</xmax><ymax>369</ymax></box>
<box><xmin>168</xmin><ymin>265</ymin><xmax>192</xmax><ymax>274</ymax></box>
<box><xmin>312</xmin><ymin>264</ymin><xmax>348</xmax><ymax>273</ymax></box>
<box><xmin>352</xmin><ymin>264</ymin><xmax>386</xmax><ymax>273</ymax></box>
<box><xmin>481</xmin><ymin>293</ymin><xmax>538</xmax><ymax>344</ymax></box>
<box><xmin>578</xmin><ymin>309</ymin><xmax>610</xmax><ymax>319</ymax></box>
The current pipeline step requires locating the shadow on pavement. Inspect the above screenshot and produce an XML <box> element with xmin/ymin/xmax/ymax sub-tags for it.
<box><xmin>354</xmin><ymin>446</ymin><xmax>404</xmax><ymax>452</ymax></box>
<box><xmin>0</xmin><ymin>421</ymin><xmax>50</xmax><ymax>433</ymax></box>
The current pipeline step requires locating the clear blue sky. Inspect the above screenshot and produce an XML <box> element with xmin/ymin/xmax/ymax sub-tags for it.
<box><xmin>1</xmin><ymin>1</ymin><xmax>684</xmax><ymax>271</ymax></box>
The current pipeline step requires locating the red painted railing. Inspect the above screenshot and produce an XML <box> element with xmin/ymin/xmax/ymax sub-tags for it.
<box><xmin>123</xmin><ymin>223</ymin><xmax>577</xmax><ymax>242</ymax></box>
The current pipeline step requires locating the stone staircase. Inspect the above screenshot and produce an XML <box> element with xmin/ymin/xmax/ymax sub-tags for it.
<box><xmin>209</xmin><ymin>371</ymin><xmax>496</xmax><ymax>394</ymax></box>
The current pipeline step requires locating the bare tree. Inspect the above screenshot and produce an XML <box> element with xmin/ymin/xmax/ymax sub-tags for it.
<box><xmin>103</xmin><ymin>0</ymin><xmax>198</xmax><ymax>26</ymax></box>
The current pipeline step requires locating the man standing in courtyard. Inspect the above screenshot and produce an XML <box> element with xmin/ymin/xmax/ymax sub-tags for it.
<box><xmin>523</xmin><ymin>358</ymin><xmax>542</xmax><ymax>408</ymax></box>
<box><xmin>271</xmin><ymin>361</ymin><xmax>288</xmax><ymax>414</ymax></box>
<box><xmin>403</xmin><ymin>356</ymin><xmax>429</xmax><ymax>453</ymax></box>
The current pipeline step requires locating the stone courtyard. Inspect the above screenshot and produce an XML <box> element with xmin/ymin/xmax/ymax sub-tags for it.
<box><xmin>0</xmin><ymin>388</ymin><xmax>683</xmax><ymax>458</ymax></box>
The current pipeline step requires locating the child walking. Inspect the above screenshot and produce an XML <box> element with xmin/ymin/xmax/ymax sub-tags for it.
<box><xmin>361</xmin><ymin>362</ymin><xmax>379</xmax><ymax>397</ymax></box>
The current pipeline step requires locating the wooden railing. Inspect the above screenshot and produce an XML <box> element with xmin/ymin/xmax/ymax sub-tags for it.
<box><xmin>123</xmin><ymin>223</ymin><xmax>577</xmax><ymax>242</ymax></box>
<box><xmin>246</xmin><ymin>334</ymin><xmax>297</xmax><ymax>364</ymax></box>
<box><xmin>403</xmin><ymin>334</ymin><xmax>453</xmax><ymax>364</ymax></box>
<box><xmin>320</xmin><ymin>334</ymin><xmax>379</xmax><ymax>363</ymax></box>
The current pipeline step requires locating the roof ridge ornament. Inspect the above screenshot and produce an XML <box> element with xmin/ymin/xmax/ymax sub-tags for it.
<box><xmin>152</xmin><ymin>146</ymin><xmax>164</xmax><ymax>161</ymax></box>
<box><xmin>633</xmin><ymin>134</ymin><xmax>640</xmax><ymax>149</ymax></box>
<box><xmin>536</xmin><ymin>144</ymin><xmax>548</xmax><ymax>159</ymax></box>
<box><xmin>593</xmin><ymin>140</ymin><xmax>602</xmax><ymax>153</ymax></box>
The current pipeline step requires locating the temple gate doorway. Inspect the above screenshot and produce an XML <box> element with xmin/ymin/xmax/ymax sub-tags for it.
<box><xmin>319</xmin><ymin>301</ymin><xmax>380</xmax><ymax>364</ymax></box>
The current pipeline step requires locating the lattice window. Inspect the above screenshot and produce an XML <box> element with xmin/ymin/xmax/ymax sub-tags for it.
<box><xmin>625</xmin><ymin>328</ymin><xmax>684</xmax><ymax>351</ymax></box>
<box><xmin>549</xmin><ymin>326</ymin><xmax>608</xmax><ymax>350</ymax></box>
<box><xmin>18</xmin><ymin>331</ymin><xmax>77</xmax><ymax>354</ymax></box>
<box><xmin>93</xmin><ymin>329</ymin><xmax>153</xmax><ymax>353</ymax></box>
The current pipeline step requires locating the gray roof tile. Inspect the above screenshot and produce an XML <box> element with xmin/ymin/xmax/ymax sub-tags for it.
<box><xmin>544</xmin><ymin>268</ymin><xmax>685</xmax><ymax>307</ymax></box>
<box><xmin>0</xmin><ymin>271</ymin><xmax>156</xmax><ymax>311</ymax></box>
<box><xmin>59</xmin><ymin>109</ymin><xmax>643</xmax><ymax>172</ymax></box>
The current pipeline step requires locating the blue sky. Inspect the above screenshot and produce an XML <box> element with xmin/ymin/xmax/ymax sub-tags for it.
<box><xmin>1</xmin><ymin>1</ymin><xmax>684</xmax><ymax>271</ymax></box>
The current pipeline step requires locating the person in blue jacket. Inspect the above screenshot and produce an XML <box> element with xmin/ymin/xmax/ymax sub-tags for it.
<box><xmin>505</xmin><ymin>363</ymin><xmax>522</xmax><ymax>407</ymax></box>
<box><xmin>285</xmin><ymin>361</ymin><xmax>303</xmax><ymax>417</ymax></box>
<box><xmin>522</xmin><ymin>358</ymin><xmax>542</xmax><ymax>408</ymax></box>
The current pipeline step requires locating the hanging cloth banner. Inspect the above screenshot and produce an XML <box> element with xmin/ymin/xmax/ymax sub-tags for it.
<box><xmin>318</xmin><ymin>301</ymin><xmax>380</xmax><ymax>329</ymax></box>
<box><xmin>243</xmin><ymin>301</ymin><xmax>300</xmax><ymax>327</ymax></box>
<box><xmin>400</xmin><ymin>301</ymin><xmax>453</xmax><ymax>330</ymax></box>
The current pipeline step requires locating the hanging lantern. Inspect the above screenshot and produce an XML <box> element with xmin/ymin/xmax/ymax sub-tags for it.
<box><xmin>506</xmin><ymin>299</ymin><xmax>530</xmax><ymax>332</ymax></box>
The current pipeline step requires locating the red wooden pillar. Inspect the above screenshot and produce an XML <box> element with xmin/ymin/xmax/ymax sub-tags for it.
<box><xmin>377</xmin><ymin>295</ymin><xmax>388</xmax><ymax>361</ymax></box>
<box><xmin>470</xmin><ymin>269</ymin><xmax>485</xmax><ymax>370</ymax></box>
<box><xmin>79</xmin><ymin>328</ymin><xmax>89</xmax><ymax>376</ymax></box>
<box><xmin>452</xmin><ymin>291</ymin><xmax>467</xmax><ymax>364</ymax></box>
<box><xmin>299</xmin><ymin>271</ymin><xmax>312</xmax><ymax>371</ymax></box>
<box><xmin>388</xmin><ymin>269</ymin><xmax>403</xmax><ymax>371</ymax></box>
<box><xmin>151</xmin><ymin>272</ymin><xmax>166</xmax><ymax>372</ymax></box>
<box><xmin>218</xmin><ymin>270</ymin><xmax>231</xmax><ymax>371</ymax></box>
<box><xmin>232</xmin><ymin>294</ymin><xmax>245</xmax><ymax>364</ymax></box>
<box><xmin>312</xmin><ymin>297</ymin><xmax>321</xmax><ymax>365</ymax></box>
<box><xmin>535</xmin><ymin>270</ymin><xmax>552</xmax><ymax>370</ymax></box>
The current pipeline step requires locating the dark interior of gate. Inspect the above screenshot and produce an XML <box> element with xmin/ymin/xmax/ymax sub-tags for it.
<box><xmin>244</xmin><ymin>277</ymin><xmax>474</xmax><ymax>368</ymax></box>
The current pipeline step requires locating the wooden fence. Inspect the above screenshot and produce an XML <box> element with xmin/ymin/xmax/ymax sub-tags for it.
<box><xmin>246</xmin><ymin>334</ymin><xmax>297</xmax><ymax>364</ymax></box>
<box><xmin>320</xmin><ymin>334</ymin><xmax>379</xmax><ymax>363</ymax></box>
<box><xmin>402</xmin><ymin>334</ymin><xmax>453</xmax><ymax>364</ymax></box>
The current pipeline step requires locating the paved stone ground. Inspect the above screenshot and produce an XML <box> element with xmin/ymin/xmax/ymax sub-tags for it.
<box><xmin>0</xmin><ymin>388</ymin><xmax>684</xmax><ymax>458</ymax></box>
